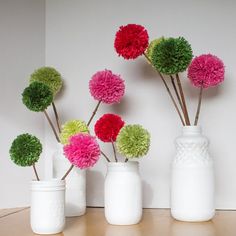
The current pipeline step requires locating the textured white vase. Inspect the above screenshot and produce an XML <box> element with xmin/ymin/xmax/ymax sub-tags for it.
<box><xmin>105</xmin><ymin>162</ymin><xmax>142</xmax><ymax>225</ymax></box>
<box><xmin>30</xmin><ymin>179</ymin><xmax>65</xmax><ymax>234</ymax></box>
<box><xmin>53</xmin><ymin>144</ymin><xmax>86</xmax><ymax>217</ymax></box>
<box><xmin>171</xmin><ymin>126</ymin><xmax>215</xmax><ymax>222</ymax></box>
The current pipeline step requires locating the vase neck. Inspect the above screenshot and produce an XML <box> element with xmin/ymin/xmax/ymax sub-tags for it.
<box><xmin>107</xmin><ymin>162</ymin><xmax>139</xmax><ymax>172</ymax></box>
<box><xmin>182</xmin><ymin>126</ymin><xmax>202</xmax><ymax>135</ymax></box>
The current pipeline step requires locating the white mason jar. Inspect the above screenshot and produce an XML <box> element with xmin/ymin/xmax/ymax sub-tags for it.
<box><xmin>105</xmin><ymin>162</ymin><xmax>142</xmax><ymax>225</ymax></box>
<box><xmin>53</xmin><ymin>144</ymin><xmax>86</xmax><ymax>217</ymax></box>
<box><xmin>30</xmin><ymin>179</ymin><xmax>65</xmax><ymax>234</ymax></box>
<box><xmin>171</xmin><ymin>126</ymin><xmax>215</xmax><ymax>222</ymax></box>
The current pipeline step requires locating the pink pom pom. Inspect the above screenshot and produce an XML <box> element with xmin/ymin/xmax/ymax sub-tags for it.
<box><xmin>63</xmin><ymin>134</ymin><xmax>100</xmax><ymax>169</ymax></box>
<box><xmin>188</xmin><ymin>54</ymin><xmax>225</xmax><ymax>88</ymax></box>
<box><xmin>89</xmin><ymin>69</ymin><xmax>125</xmax><ymax>104</ymax></box>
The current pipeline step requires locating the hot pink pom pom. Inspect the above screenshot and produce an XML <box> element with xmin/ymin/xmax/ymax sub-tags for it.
<box><xmin>188</xmin><ymin>54</ymin><xmax>225</xmax><ymax>88</ymax></box>
<box><xmin>63</xmin><ymin>134</ymin><xmax>100</xmax><ymax>169</ymax></box>
<box><xmin>89</xmin><ymin>69</ymin><xmax>125</xmax><ymax>104</ymax></box>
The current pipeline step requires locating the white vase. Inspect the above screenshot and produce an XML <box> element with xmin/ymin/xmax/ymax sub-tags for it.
<box><xmin>171</xmin><ymin>126</ymin><xmax>215</xmax><ymax>222</ymax></box>
<box><xmin>104</xmin><ymin>162</ymin><xmax>142</xmax><ymax>225</ymax></box>
<box><xmin>53</xmin><ymin>144</ymin><xmax>86</xmax><ymax>217</ymax></box>
<box><xmin>30</xmin><ymin>179</ymin><xmax>65</xmax><ymax>234</ymax></box>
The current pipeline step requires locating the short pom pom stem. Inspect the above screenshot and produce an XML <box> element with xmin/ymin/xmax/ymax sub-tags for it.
<box><xmin>176</xmin><ymin>74</ymin><xmax>191</xmax><ymax>125</ymax></box>
<box><xmin>52</xmin><ymin>102</ymin><xmax>61</xmax><ymax>133</ymax></box>
<box><xmin>43</xmin><ymin>110</ymin><xmax>60</xmax><ymax>142</ymax></box>
<box><xmin>87</xmin><ymin>100</ymin><xmax>102</xmax><ymax>127</ymax></box>
<box><xmin>111</xmin><ymin>141</ymin><xmax>118</xmax><ymax>162</ymax></box>
<box><xmin>194</xmin><ymin>85</ymin><xmax>203</xmax><ymax>126</ymax></box>
<box><xmin>125</xmin><ymin>158</ymin><xmax>128</xmax><ymax>162</ymax></box>
<box><xmin>61</xmin><ymin>164</ymin><xmax>74</xmax><ymax>180</ymax></box>
<box><xmin>101</xmin><ymin>151</ymin><xmax>111</xmax><ymax>162</ymax></box>
<box><xmin>33</xmin><ymin>164</ymin><xmax>40</xmax><ymax>181</ymax></box>
<box><xmin>143</xmin><ymin>52</ymin><xmax>185</xmax><ymax>126</ymax></box>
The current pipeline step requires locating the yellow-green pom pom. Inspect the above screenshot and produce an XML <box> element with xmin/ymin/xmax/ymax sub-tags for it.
<box><xmin>146</xmin><ymin>37</ymin><xmax>164</xmax><ymax>60</ymax></box>
<box><xmin>116</xmin><ymin>124</ymin><xmax>150</xmax><ymax>159</ymax></box>
<box><xmin>60</xmin><ymin>120</ymin><xmax>89</xmax><ymax>144</ymax></box>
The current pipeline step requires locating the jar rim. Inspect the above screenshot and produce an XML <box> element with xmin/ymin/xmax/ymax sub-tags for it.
<box><xmin>107</xmin><ymin>161</ymin><xmax>139</xmax><ymax>167</ymax></box>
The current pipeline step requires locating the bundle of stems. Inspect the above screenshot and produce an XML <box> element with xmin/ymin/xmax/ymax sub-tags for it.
<box><xmin>143</xmin><ymin>53</ymin><xmax>202</xmax><ymax>126</ymax></box>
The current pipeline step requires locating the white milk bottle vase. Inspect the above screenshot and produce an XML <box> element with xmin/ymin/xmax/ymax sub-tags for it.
<box><xmin>30</xmin><ymin>179</ymin><xmax>65</xmax><ymax>234</ymax></box>
<box><xmin>104</xmin><ymin>161</ymin><xmax>142</xmax><ymax>225</ymax></box>
<box><xmin>171</xmin><ymin>126</ymin><xmax>215</xmax><ymax>222</ymax></box>
<box><xmin>53</xmin><ymin>143</ymin><xmax>86</xmax><ymax>217</ymax></box>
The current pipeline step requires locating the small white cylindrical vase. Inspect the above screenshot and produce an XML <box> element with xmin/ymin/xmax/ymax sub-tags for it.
<box><xmin>53</xmin><ymin>144</ymin><xmax>86</xmax><ymax>217</ymax></box>
<box><xmin>30</xmin><ymin>179</ymin><xmax>65</xmax><ymax>234</ymax></box>
<box><xmin>105</xmin><ymin>162</ymin><xmax>142</xmax><ymax>225</ymax></box>
<box><xmin>171</xmin><ymin>126</ymin><xmax>215</xmax><ymax>222</ymax></box>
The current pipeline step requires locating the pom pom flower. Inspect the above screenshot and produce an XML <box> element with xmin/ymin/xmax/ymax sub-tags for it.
<box><xmin>30</xmin><ymin>67</ymin><xmax>63</xmax><ymax>96</ymax></box>
<box><xmin>89</xmin><ymin>69</ymin><xmax>125</xmax><ymax>104</ymax></box>
<box><xmin>114</xmin><ymin>24</ymin><xmax>149</xmax><ymax>59</ymax></box>
<box><xmin>9</xmin><ymin>133</ymin><xmax>42</xmax><ymax>167</ymax></box>
<box><xmin>95</xmin><ymin>114</ymin><xmax>125</xmax><ymax>142</ymax></box>
<box><xmin>22</xmin><ymin>81</ymin><xmax>53</xmax><ymax>112</ymax></box>
<box><xmin>116</xmin><ymin>124</ymin><xmax>150</xmax><ymax>158</ymax></box>
<box><xmin>60</xmin><ymin>120</ymin><xmax>89</xmax><ymax>145</ymax></box>
<box><xmin>188</xmin><ymin>54</ymin><xmax>225</xmax><ymax>88</ymax></box>
<box><xmin>63</xmin><ymin>134</ymin><xmax>100</xmax><ymax>169</ymax></box>
<box><xmin>151</xmin><ymin>37</ymin><xmax>193</xmax><ymax>75</ymax></box>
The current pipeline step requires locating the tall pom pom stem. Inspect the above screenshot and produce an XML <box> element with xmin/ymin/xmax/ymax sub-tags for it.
<box><xmin>194</xmin><ymin>85</ymin><xmax>203</xmax><ymax>126</ymax></box>
<box><xmin>52</xmin><ymin>102</ymin><xmax>61</xmax><ymax>133</ymax></box>
<box><xmin>111</xmin><ymin>141</ymin><xmax>118</xmax><ymax>162</ymax></box>
<box><xmin>33</xmin><ymin>163</ymin><xmax>40</xmax><ymax>181</ymax></box>
<box><xmin>61</xmin><ymin>164</ymin><xmax>74</xmax><ymax>180</ymax></box>
<box><xmin>87</xmin><ymin>100</ymin><xmax>102</xmax><ymax>127</ymax></box>
<box><xmin>176</xmin><ymin>74</ymin><xmax>191</xmax><ymax>125</ymax></box>
<box><xmin>143</xmin><ymin>52</ymin><xmax>185</xmax><ymax>126</ymax></box>
<box><xmin>43</xmin><ymin>110</ymin><xmax>60</xmax><ymax>142</ymax></box>
<box><xmin>101</xmin><ymin>151</ymin><xmax>111</xmax><ymax>162</ymax></box>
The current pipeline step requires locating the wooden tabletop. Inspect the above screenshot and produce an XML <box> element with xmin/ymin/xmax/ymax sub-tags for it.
<box><xmin>0</xmin><ymin>208</ymin><xmax>236</xmax><ymax>236</ymax></box>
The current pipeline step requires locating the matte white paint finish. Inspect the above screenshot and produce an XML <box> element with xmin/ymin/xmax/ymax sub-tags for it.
<box><xmin>0</xmin><ymin>0</ymin><xmax>45</xmax><ymax>208</ymax></box>
<box><xmin>45</xmin><ymin>0</ymin><xmax>236</xmax><ymax>209</ymax></box>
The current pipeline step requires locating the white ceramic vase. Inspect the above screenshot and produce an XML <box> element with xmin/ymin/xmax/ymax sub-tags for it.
<box><xmin>171</xmin><ymin>126</ymin><xmax>215</xmax><ymax>222</ymax></box>
<box><xmin>30</xmin><ymin>179</ymin><xmax>65</xmax><ymax>234</ymax></box>
<box><xmin>53</xmin><ymin>144</ymin><xmax>86</xmax><ymax>217</ymax></box>
<box><xmin>104</xmin><ymin>162</ymin><xmax>142</xmax><ymax>225</ymax></box>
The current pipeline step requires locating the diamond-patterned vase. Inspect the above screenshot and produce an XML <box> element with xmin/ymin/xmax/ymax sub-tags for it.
<box><xmin>171</xmin><ymin>126</ymin><xmax>215</xmax><ymax>222</ymax></box>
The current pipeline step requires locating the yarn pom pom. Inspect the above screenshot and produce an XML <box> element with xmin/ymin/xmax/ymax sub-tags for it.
<box><xmin>146</xmin><ymin>37</ymin><xmax>164</xmax><ymax>60</ymax></box>
<box><xmin>116</xmin><ymin>124</ymin><xmax>150</xmax><ymax>158</ymax></box>
<box><xmin>22</xmin><ymin>82</ymin><xmax>53</xmax><ymax>112</ymax></box>
<box><xmin>95</xmin><ymin>113</ymin><xmax>125</xmax><ymax>142</ymax></box>
<box><xmin>63</xmin><ymin>134</ymin><xmax>100</xmax><ymax>169</ymax></box>
<box><xmin>60</xmin><ymin>120</ymin><xmax>89</xmax><ymax>145</ymax></box>
<box><xmin>151</xmin><ymin>37</ymin><xmax>193</xmax><ymax>75</ymax></box>
<box><xmin>188</xmin><ymin>54</ymin><xmax>225</xmax><ymax>88</ymax></box>
<box><xmin>114</xmin><ymin>24</ymin><xmax>149</xmax><ymax>59</ymax></box>
<box><xmin>30</xmin><ymin>67</ymin><xmax>63</xmax><ymax>96</ymax></box>
<box><xmin>9</xmin><ymin>133</ymin><xmax>42</xmax><ymax>167</ymax></box>
<box><xmin>89</xmin><ymin>69</ymin><xmax>125</xmax><ymax>104</ymax></box>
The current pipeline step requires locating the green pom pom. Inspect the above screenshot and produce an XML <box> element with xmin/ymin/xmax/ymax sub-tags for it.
<box><xmin>60</xmin><ymin>120</ymin><xmax>89</xmax><ymax>144</ymax></box>
<box><xmin>30</xmin><ymin>67</ymin><xmax>63</xmax><ymax>96</ymax></box>
<box><xmin>151</xmin><ymin>37</ymin><xmax>193</xmax><ymax>75</ymax></box>
<box><xmin>146</xmin><ymin>37</ymin><xmax>164</xmax><ymax>60</ymax></box>
<box><xmin>9</xmin><ymin>133</ymin><xmax>42</xmax><ymax>167</ymax></box>
<box><xmin>116</xmin><ymin>124</ymin><xmax>150</xmax><ymax>158</ymax></box>
<box><xmin>22</xmin><ymin>82</ymin><xmax>53</xmax><ymax>112</ymax></box>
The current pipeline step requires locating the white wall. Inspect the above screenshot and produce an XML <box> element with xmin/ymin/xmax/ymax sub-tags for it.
<box><xmin>0</xmin><ymin>0</ymin><xmax>45</xmax><ymax>208</ymax></box>
<box><xmin>46</xmin><ymin>0</ymin><xmax>236</xmax><ymax>209</ymax></box>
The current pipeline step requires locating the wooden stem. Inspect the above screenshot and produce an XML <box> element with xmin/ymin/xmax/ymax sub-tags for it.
<box><xmin>61</xmin><ymin>164</ymin><xmax>74</xmax><ymax>180</ymax></box>
<box><xmin>143</xmin><ymin>53</ymin><xmax>185</xmax><ymax>126</ymax></box>
<box><xmin>52</xmin><ymin>102</ymin><xmax>61</xmax><ymax>133</ymax></box>
<box><xmin>87</xmin><ymin>101</ymin><xmax>102</xmax><ymax>127</ymax></box>
<box><xmin>175</xmin><ymin>74</ymin><xmax>191</xmax><ymax>125</ymax></box>
<box><xmin>194</xmin><ymin>86</ymin><xmax>203</xmax><ymax>126</ymax></box>
<box><xmin>111</xmin><ymin>141</ymin><xmax>118</xmax><ymax>162</ymax></box>
<box><xmin>43</xmin><ymin>110</ymin><xmax>60</xmax><ymax>142</ymax></box>
<box><xmin>101</xmin><ymin>151</ymin><xmax>111</xmax><ymax>162</ymax></box>
<box><xmin>125</xmin><ymin>158</ymin><xmax>128</xmax><ymax>162</ymax></box>
<box><xmin>33</xmin><ymin>164</ymin><xmax>40</xmax><ymax>181</ymax></box>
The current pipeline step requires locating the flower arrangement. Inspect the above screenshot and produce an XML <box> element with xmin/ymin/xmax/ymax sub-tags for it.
<box><xmin>94</xmin><ymin>113</ymin><xmax>150</xmax><ymax>162</ymax></box>
<box><xmin>15</xmin><ymin>67</ymin><xmax>126</xmax><ymax>180</ymax></box>
<box><xmin>114</xmin><ymin>24</ymin><xmax>225</xmax><ymax>126</ymax></box>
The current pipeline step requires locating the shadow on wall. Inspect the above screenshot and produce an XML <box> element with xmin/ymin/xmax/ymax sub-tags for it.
<box><xmin>142</xmin><ymin>180</ymin><xmax>154</xmax><ymax>207</ymax></box>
